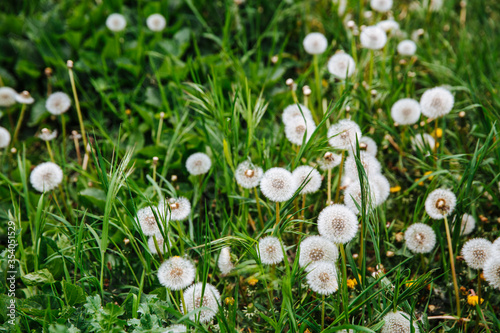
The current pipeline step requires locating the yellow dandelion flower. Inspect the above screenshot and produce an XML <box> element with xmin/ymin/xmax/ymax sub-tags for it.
<box><xmin>225</xmin><ymin>297</ymin><xmax>235</xmax><ymax>305</ymax></box>
<box><xmin>248</xmin><ymin>278</ymin><xmax>258</xmax><ymax>286</ymax></box>
<box><xmin>390</xmin><ymin>185</ymin><xmax>401</xmax><ymax>193</ymax></box>
<box><xmin>433</xmin><ymin>128</ymin><xmax>443</xmax><ymax>138</ymax></box>
<box><xmin>423</xmin><ymin>171</ymin><xmax>434</xmax><ymax>180</ymax></box>
<box><xmin>347</xmin><ymin>278</ymin><xmax>358</xmax><ymax>289</ymax></box>
<box><xmin>467</xmin><ymin>295</ymin><xmax>484</xmax><ymax>306</ymax></box>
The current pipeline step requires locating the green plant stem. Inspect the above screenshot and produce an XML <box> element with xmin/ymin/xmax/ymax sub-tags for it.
<box><xmin>327</xmin><ymin>169</ymin><xmax>332</xmax><ymax>205</ymax></box>
<box><xmin>45</xmin><ymin>140</ymin><xmax>55</xmax><ymax>163</ymax></box>
<box><xmin>272</xmin><ymin>202</ymin><xmax>280</xmax><ymax>233</ymax></box>
<box><xmin>443</xmin><ymin>215</ymin><xmax>461</xmax><ymax>317</ymax></box>
<box><xmin>61</xmin><ymin>114</ymin><xmax>67</xmax><ymax>156</ymax></box>
<box><xmin>180</xmin><ymin>288</ymin><xmax>187</xmax><ymax>315</ymax></box>
<box><xmin>339</xmin><ymin>243</ymin><xmax>349</xmax><ymax>324</ymax></box>
<box><xmin>153</xmin><ymin>234</ymin><xmax>164</xmax><ymax>262</ymax></box>
<box><xmin>68</xmin><ymin>66</ymin><xmax>88</xmax><ymax>162</ymax></box>
<box><xmin>12</xmin><ymin>104</ymin><xmax>27</xmax><ymax>146</ymax></box>
<box><xmin>368</xmin><ymin>50</ymin><xmax>375</xmax><ymax>91</ymax></box>
<box><xmin>254</xmin><ymin>187</ymin><xmax>264</xmax><ymax>229</ymax></box>
<box><xmin>335</xmin><ymin>151</ymin><xmax>346</xmax><ymax>203</ymax></box>
<box><xmin>313</xmin><ymin>54</ymin><xmax>322</xmax><ymax>121</ymax></box>
<box><xmin>156</xmin><ymin>114</ymin><xmax>164</xmax><ymax>145</ymax></box>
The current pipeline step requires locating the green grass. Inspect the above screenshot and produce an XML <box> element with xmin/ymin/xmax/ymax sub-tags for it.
<box><xmin>1</xmin><ymin>0</ymin><xmax>500</xmax><ymax>332</ymax></box>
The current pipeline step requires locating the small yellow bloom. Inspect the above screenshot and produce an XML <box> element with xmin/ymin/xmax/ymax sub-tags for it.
<box><xmin>405</xmin><ymin>281</ymin><xmax>415</xmax><ymax>288</ymax></box>
<box><xmin>248</xmin><ymin>278</ymin><xmax>258</xmax><ymax>286</ymax></box>
<box><xmin>347</xmin><ymin>278</ymin><xmax>358</xmax><ymax>289</ymax></box>
<box><xmin>467</xmin><ymin>295</ymin><xmax>484</xmax><ymax>306</ymax></box>
<box><xmin>390</xmin><ymin>185</ymin><xmax>401</xmax><ymax>193</ymax></box>
<box><xmin>225</xmin><ymin>297</ymin><xmax>235</xmax><ymax>305</ymax></box>
<box><xmin>423</xmin><ymin>171</ymin><xmax>434</xmax><ymax>180</ymax></box>
<box><xmin>433</xmin><ymin>128</ymin><xmax>443</xmax><ymax>138</ymax></box>
<box><xmin>322</xmin><ymin>79</ymin><xmax>328</xmax><ymax>88</ymax></box>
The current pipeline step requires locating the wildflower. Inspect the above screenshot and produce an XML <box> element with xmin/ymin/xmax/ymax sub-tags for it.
<box><xmin>186</xmin><ymin>152</ymin><xmax>211</xmax><ymax>175</ymax></box>
<box><xmin>397</xmin><ymin>40</ymin><xmax>417</xmax><ymax>56</ymax></box>
<box><xmin>459</xmin><ymin>213</ymin><xmax>475</xmax><ymax>236</ymax></box>
<box><xmin>148</xmin><ymin>234</ymin><xmax>169</xmax><ymax>255</ymax></box>
<box><xmin>15</xmin><ymin>90</ymin><xmax>35</xmax><ymax>104</ymax></box>
<box><xmin>360</xmin><ymin>26</ymin><xmax>387</xmax><ymax>50</ymax></box>
<box><xmin>218</xmin><ymin>246</ymin><xmax>234</xmax><ymax>275</ymax></box>
<box><xmin>164</xmin><ymin>324</ymin><xmax>187</xmax><ymax>333</ymax></box>
<box><xmin>260</xmin><ymin>167</ymin><xmax>297</xmax><ymax>202</ymax></box>
<box><xmin>137</xmin><ymin>206</ymin><xmax>162</xmax><ymax>236</ymax></box>
<box><xmin>317</xmin><ymin>204</ymin><xmax>359</xmax><ymax>244</ymax></box>
<box><xmin>158</xmin><ymin>256</ymin><xmax>196</xmax><ymax>291</ymax></box>
<box><xmin>0</xmin><ymin>127</ymin><xmax>11</xmax><ymax>148</ymax></box>
<box><xmin>327</xmin><ymin>52</ymin><xmax>356</xmax><ymax>80</ymax></box>
<box><xmin>391</xmin><ymin>98</ymin><xmax>421</xmax><ymax>125</ymax></box>
<box><xmin>425</xmin><ymin>188</ymin><xmax>456</xmax><ymax>219</ymax></box>
<box><xmin>327</xmin><ymin>119</ymin><xmax>362</xmax><ymax>151</ymax></box>
<box><xmin>467</xmin><ymin>295</ymin><xmax>484</xmax><ymax>306</ymax></box>
<box><xmin>293</xmin><ymin>166</ymin><xmax>322</xmax><ymax>194</ymax></box>
<box><xmin>306</xmin><ymin>262</ymin><xmax>338</xmax><ymax>295</ymax></box>
<box><xmin>257</xmin><ymin>236</ymin><xmax>284</xmax><ymax>265</ymax></box>
<box><xmin>146</xmin><ymin>13</ymin><xmax>166</xmax><ymax>32</ymax></box>
<box><xmin>0</xmin><ymin>87</ymin><xmax>17</xmax><ymax>107</ymax></box>
<box><xmin>235</xmin><ymin>160</ymin><xmax>263</xmax><ymax>189</ymax></box>
<box><xmin>381</xmin><ymin>311</ymin><xmax>420</xmax><ymax>333</ymax></box>
<box><xmin>370</xmin><ymin>0</ymin><xmax>393</xmax><ymax>12</ymax></box>
<box><xmin>225</xmin><ymin>297</ymin><xmax>235</xmax><ymax>306</ymax></box>
<box><xmin>432</xmin><ymin>128</ymin><xmax>443</xmax><ymax>138</ymax></box>
<box><xmin>412</xmin><ymin>133</ymin><xmax>436</xmax><ymax>151</ymax></box>
<box><xmin>30</xmin><ymin>162</ymin><xmax>63</xmax><ymax>192</ymax></box>
<box><xmin>106</xmin><ymin>13</ymin><xmax>127</xmax><ymax>32</ymax></box>
<box><xmin>46</xmin><ymin>92</ymin><xmax>71</xmax><ymax>115</ymax></box>
<box><xmin>483</xmin><ymin>256</ymin><xmax>500</xmax><ymax>290</ymax></box>
<box><xmin>390</xmin><ymin>185</ymin><xmax>401</xmax><ymax>192</ymax></box>
<box><xmin>183</xmin><ymin>282</ymin><xmax>221</xmax><ymax>323</ymax></box>
<box><xmin>285</xmin><ymin>117</ymin><xmax>316</xmax><ymax>146</ymax></box>
<box><xmin>404</xmin><ymin>223</ymin><xmax>436</xmax><ymax>253</ymax></box>
<box><xmin>318</xmin><ymin>152</ymin><xmax>342</xmax><ymax>171</ymax></box>
<box><xmin>346</xmin><ymin>278</ymin><xmax>358</xmax><ymax>289</ymax></box>
<box><xmin>299</xmin><ymin>236</ymin><xmax>339</xmax><ymax>270</ymax></box>
<box><xmin>303</xmin><ymin>32</ymin><xmax>328</xmax><ymax>55</ymax></box>
<box><xmin>360</xmin><ymin>136</ymin><xmax>378</xmax><ymax>156</ymax></box>
<box><xmin>343</xmin><ymin>151</ymin><xmax>382</xmax><ymax>180</ymax></box>
<box><xmin>420</xmin><ymin>87</ymin><xmax>454</xmax><ymax>118</ymax></box>
<box><xmin>247</xmin><ymin>278</ymin><xmax>258</xmax><ymax>286</ymax></box>
<box><xmin>282</xmin><ymin>104</ymin><xmax>313</xmax><ymax>125</ymax></box>
<box><xmin>377</xmin><ymin>19</ymin><xmax>399</xmax><ymax>32</ymax></box>
<box><xmin>370</xmin><ymin>174</ymin><xmax>390</xmax><ymax>205</ymax></box>
<box><xmin>461</xmin><ymin>238</ymin><xmax>492</xmax><ymax>269</ymax></box>
<box><xmin>344</xmin><ymin>180</ymin><xmax>380</xmax><ymax>215</ymax></box>
<box><xmin>159</xmin><ymin>197</ymin><xmax>191</xmax><ymax>221</ymax></box>
<box><xmin>38</xmin><ymin>128</ymin><xmax>57</xmax><ymax>141</ymax></box>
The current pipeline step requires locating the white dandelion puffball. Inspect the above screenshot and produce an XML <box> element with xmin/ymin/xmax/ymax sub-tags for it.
<box><xmin>218</xmin><ymin>246</ymin><xmax>234</xmax><ymax>275</ymax></box>
<box><xmin>15</xmin><ymin>91</ymin><xmax>35</xmax><ymax>104</ymax></box>
<box><xmin>412</xmin><ymin>133</ymin><xmax>435</xmax><ymax>151</ymax></box>
<box><xmin>370</xmin><ymin>0</ymin><xmax>393</xmax><ymax>12</ymax></box>
<box><xmin>404</xmin><ymin>223</ymin><xmax>436</xmax><ymax>254</ymax></box>
<box><xmin>370</xmin><ymin>174</ymin><xmax>390</xmax><ymax>206</ymax></box>
<box><xmin>293</xmin><ymin>166</ymin><xmax>322</xmax><ymax>194</ymax></box>
<box><xmin>460</xmin><ymin>213</ymin><xmax>475</xmax><ymax>236</ymax></box>
<box><xmin>137</xmin><ymin>206</ymin><xmax>162</xmax><ymax>236</ymax></box>
<box><xmin>360</xmin><ymin>136</ymin><xmax>378</xmax><ymax>156</ymax></box>
<box><xmin>306</xmin><ymin>262</ymin><xmax>339</xmax><ymax>295</ymax></box>
<box><xmin>492</xmin><ymin>238</ymin><xmax>500</xmax><ymax>254</ymax></box>
<box><xmin>183</xmin><ymin>282</ymin><xmax>221</xmax><ymax>323</ymax></box>
<box><xmin>317</xmin><ymin>204</ymin><xmax>358</xmax><ymax>244</ymax></box>
<box><xmin>164</xmin><ymin>324</ymin><xmax>187</xmax><ymax>333</ymax></box>
<box><xmin>0</xmin><ymin>127</ymin><xmax>11</xmax><ymax>148</ymax></box>
<box><xmin>38</xmin><ymin>128</ymin><xmax>58</xmax><ymax>141</ymax></box>
<box><xmin>484</xmin><ymin>256</ymin><xmax>500</xmax><ymax>290</ymax></box>
<box><xmin>327</xmin><ymin>53</ymin><xmax>356</xmax><ymax>80</ymax></box>
<box><xmin>0</xmin><ymin>87</ymin><xmax>17</xmax><ymax>107</ymax></box>
<box><xmin>344</xmin><ymin>181</ymin><xmax>380</xmax><ymax>215</ymax></box>
<box><xmin>186</xmin><ymin>152</ymin><xmax>211</xmax><ymax>175</ymax></box>
<box><xmin>303</xmin><ymin>32</ymin><xmax>328</xmax><ymax>55</ymax></box>
<box><xmin>285</xmin><ymin>117</ymin><xmax>316</xmax><ymax>146</ymax></box>
<box><xmin>343</xmin><ymin>151</ymin><xmax>382</xmax><ymax>180</ymax></box>
<box><xmin>382</xmin><ymin>311</ymin><xmax>420</xmax><ymax>333</ymax></box>
<box><xmin>148</xmin><ymin>234</ymin><xmax>170</xmax><ymax>255</ymax></box>
<box><xmin>159</xmin><ymin>197</ymin><xmax>191</xmax><ymax>221</ymax></box>
<box><xmin>235</xmin><ymin>160</ymin><xmax>263</xmax><ymax>189</ymax></box>
<box><xmin>430</xmin><ymin>0</ymin><xmax>444</xmax><ymax>11</ymax></box>
<box><xmin>420</xmin><ymin>87</ymin><xmax>454</xmax><ymax>118</ymax></box>
<box><xmin>425</xmin><ymin>188</ymin><xmax>456</xmax><ymax>219</ymax></box>
<box><xmin>299</xmin><ymin>236</ymin><xmax>339</xmax><ymax>270</ymax></box>
<box><xmin>158</xmin><ymin>256</ymin><xmax>196</xmax><ymax>291</ymax></box>
<box><xmin>391</xmin><ymin>98</ymin><xmax>421</xmax><ymax>125</ymax></box>
<box><xmin>461</xmin><ymin>238</ymin><xmax>492</xmax><ymax>270</ymax></box>
<box><xmin>360</xmin><ymin>26</ymin><xmax>387</xmax><ymax>50</ymax></box>
<box><xmin>260</xmin><ymin>167</ymin><xmax>297</xmax><ymax>202</ymax></box>
<box><xmin>328</xmin><ymin>119</ymin><xmax>362</xmax><ymax>151</ymax></box>
<box><xmin>146</xmin><ymin>13</ymin><xmax>166</xmax><ymax>32</ymax></box>
<box><xmin>377</xmin><ymin>19</ymin><xmax>399</xmax><ymax>32</ymax></box>
<box><xmin>46</xmin><ymin>92</ymin><xmax>71</xmax><ymax>115</ymax></box>
<box><xmin>106</xmin><ymin>13</ymin><xmax>127</xmax><ymax>32</ymax></box>
<box><xmin>319</xmin><ymin>152</ymin><xmax>342</xmax><ymax>171</ymax></box>
<box><xmin>397</xmin><ymin>40</ymin><xmax>417</xmax><ymax>56</ymax></box>
<box><xmin>258</xmin><ymin>236</ymin><xmax>284</xmax><ymax>265</ymax></box>
<box><xmin>30</xmin><ymin>162</ymin><xmax>63</xmax><ymax>192</ymax></box>
<box><xmin>282</xmin><ymin>103</ymin><xmax>314</xmax><ymax>125</ymax></box>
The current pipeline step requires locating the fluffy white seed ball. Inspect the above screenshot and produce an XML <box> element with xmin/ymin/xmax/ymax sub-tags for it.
<box><xmin>492</xmin><ymin>237</ymin><xmax>500</xmax><ymax>254</ymax></box>
<box><xmin>360</xmin><ymin>26</ymin><xmax>387</xmax><ymax>50</ymax></box>
<box><xmin>420</xmin><ymin>87</ymin><xmax>454</xmax><ymax>118</ymax></box>
<box><xmin>303</xmin><ymin>32</ymin><xmax>328</xmax><ymax>55</ymax></box>
<box><xmin>343</xmin><ymin>151</ymin><xmax>382</xmax><ymax>180</ymax></box>
<box><xmin>391</xmin><ymin>98</ymin><xmax>421</xmax><ymax>125</ymax></box>
<box><xmin>461</xmin><ymin>238</ymin><xmax>492</xmax><ymax>270</ymax></box>
<box><xmin>299</xmin><ymin>236</ymin><xmax>339</xmax><ymax>270</ymax></box>
<box><xmin>381</xmin><ymin>311</ymin><xmax>420</xmax><ymax>333</ymax></box>
<box><xmin>306</xmin><ymin>262</ymin><xmax>339</xmax><ymax>295</ymax></box>
<box><xmin>137</xmin><ymin>206</ymin><xmax>162</xmax><ymax>236</ymax></box>
<box><xmin>459</xmin><ymin>213</ymin><xmax>475</xmax><ymax>236</ymax></box>
<box><xmin>235</xmin><ymin>160</ymin><xmax>263</xmax><ymax>189</ymax></box>
<box><xmin>146</xmin><ymin>13</ymin><xmax>166</xmax><ymax>32</ymax></box>
<box><xmin>397</xmin><ymin>40</ymin><xmax>417</xmax><ymax>56</ymax></box>
<box><xmin>158</xmin><ymin>256</ymin><xmax>196</xmax><ymax>290</ymax></box>
<box><xmin>218</xmin><ymin>246</ymin><xmax>234</xmax><ymax>275</ymax></box>
<box><xmin>377</xmin><ymin>19</ymin><xmax>399</xmax><ymax>32</ymax></box>
<box><xmin>282</xmin><ymin>104</ymin><xmax>314</xmax><ymax>125</ymax></box>
<box><xmin>148</xmin><ymin>234</ymin><xmax>170</xmax><ymax>255</ymax></box>
<box><xmin>293</xmin><ymin>166</ymin><xmax>322</xmax><ymax>194</ymax></box>
<box><xmin>186</xmin><ymin>152</ymin><xmax>211</xmax><ymax>175</ymax></box>
<box><xmin>260</xmin><ymin>168</ymin><xmax>297</xmax><ymax>202</ymax></box>
<box><xmin>327</xmin><ymin>53</ymin><xmax>356</xmax><ymax>80</ymax></box>
<box><xmin>425</xmin><ymin>188</ymin><xmax>456</xmax><ymax>219</ymax></box>
<box><xmin>30</xmin><ymin>162</ymin><xmax>63</xmax><ymax>192</ymax></box>
<box><xmin>0</xmin><ymin>127</ymin><xmax>11</xmax><ymax>148</ymax></box>
<box><xmin>360</xmin><ymin>136</ymin><xmax>378</xmax><ymax>156</ymax></box>
<box><xmin>370</xmin><ymin>0</ymin><xmax>393</xmax><ymax>12</ymax></box>
<box><xmin>317</xmin><ymin>204</ymin><xmax>358</xmax><ymax>244</ymax></box>
<box><xmin>404</xmin><ymin>223</ymin><xmax>436</xmax><ymax>254</ymax></box>
<box><xmin>0</xmin><ymin>87</ymin><xmax>17</xmax><ymax>107</ymax></box>
<box><xmin>106</xmin><ymin>13</ymin><xmax>127</xmax><ymax>32</ymax></box>
<box><xmin>483</xmin><ymin>256</ymin><xmax>500</xmax><ymax>290</ymax></box>
<box><xmin>412</xmin><ymin>133</ymin><xmax>435</xmax><ymax>151</ymax></box>
<box><xmin>327</xmin><ymin>119</ymin><xmax>362</xmax><ymax>151</ymax></box>
<box><xmin>159</xmin><ymin>197</ymin><xmax>191</xmax><ymax>221</ymax></box>
<box><xmin>370</xmin><ymin>174</ymin><xmax>390</xmax><ymax>205</ymax></box>
<box><xmin>46</xmin><ymin>92</ymin><xmax>71</xmax><ymax>115</ymax></box>
<box><xmin>183</xmin><ymin>282</ymin><xmax>221</xmax><ymax>323</ymax></box>
<box><xmin>257</xmin><ymin>236</ymin><xmax>284</xmax><ymax>265</ymax></box>
<box><xmin>164</xmin><ymin>324</ymin><xmax>187</xmax><ymax>333</ymax></box>
<box><xmin>318</xmin><ymin>152</ymin><xmax>342</xmax><ymax>171</ymax></box>
<box><xmin>15</xmin><ymin>91</ymin><xmax>35</xmax><ymax>104</ymax></box>
<box><xmin>285</xmin><ymin>117</ymin><xmax>316</xmax><ymax>146</ymax></box>
<box><xmin>344</xmin><ymin>180</ymin><xmax>380</xmax><ymax>215</ymax></box>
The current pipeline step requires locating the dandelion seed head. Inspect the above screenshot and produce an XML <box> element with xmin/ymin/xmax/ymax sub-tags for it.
<box><xmin>306</xmin><ymin>262</ymin><xmax>339</xmax><ymax>295</ymax></box>
<box><xmin>186</xmin><ymin>152</ymin><xmax>211</xmax><ymax>175</ymax></box>
<box><xmin>146</xmin><ymin>13</ymin><xmax>166</xmax><ymax>32</ymax></box>
<box><xmin>159</xmin><ymin>197</ymin><xmax>191</xmax><ymax>221</ymax></box>
<box><xmin>15</xmin><ymin>90</ymin><xmax>35</xmax><ymax>104</ymax></box>
<box><xmin>327</xmin><ymin>53</ymin><xmax>356</xmax><ymax>79</ymax></box>
<box><xmin>381</xmin><ymin>311</ymin><xmax>420</xmax><ymax>333</ymax></box>
<box><xmin>260</xmin><ymin>168</ymin><xmax>296</xmax><ymax>202</ymax></box>
<box><xmin>0</xmin><ymin>127</ymin><xmax>11</xmax><ymax>148</ymax></box>
<box><xmin>218</xmin><ymin>246</ymin><xmax>234</xmax><ymax>275</ymax></box>
<box><xmin>327</xmin><ymin>119</ymin><xmax>362</xmax><ymax>151</ymax></box>
<box><xmin>397</xmin><ymin>40</ymin><xmax>417</xmax><ymax>56</ymax></box>
<box><xmin>420</xmin><ymin>87</ymin><xmax>454</xmax><ymax>118</ymax></box>
<box><xmin>360</xmin><ymin>136</ymin><xmax>378</xmax><ymax>156</ymax></box>
<box><xmin>483</xmin><ymin>256</ymin><xmax>500</xmax><ymax>290</ymax></box>
<box><xmin>137</xmin><ymin>206</ymin><xmax>162</xmax><ymax>236</ymax></box>
<box><xmin>461</xmin><ymin>238</ymin><xmax>492</xmax><ymax>270</ymax></box>
<box><xmin>412</xmin><ymin>133</ymin><xmax>436</xmax><ymax>151</ymax></box>
<box><xmin>317</xmin><ymin>204</ymin><xmax>358</xmax><ymax>244</ymax></box>
<box><xmin>235</xmin><ymin>160</ymin><xmax>263</xmax><ymax>189</ymax></box>
<box><xmin>404</xmin><ymin>223</ymin><xmax>436</xmax><ymax>253</ymax></box>
<box><xmin>344</xmin><ymin>181</ymin><xmax>380</xmax><ymax>215</ymax></box>
<box><xmin>158</xmin><ymin>256</ymin><xmax>196</xmax><ymax>291</ymax></box>
<box><xmin>377</xmin><ymin>19</ymin><xmax>399</xmax><ymax>32</ymax></box>
<box><xmin>0</xmin><ymin>87</ymin><xmax>17</xmax><ymax>107</ymax></box>
<box><xmin>106</xmin><ymin>13</ymin><xmax>127</xmax><ymax>32</ymax></box>
<box><xmin>30</xmin><ymin>162</ymin><xmax>63</xmax><ymax>192</ymax></box>
<box><xmin>360</xmin><ymin>26</ymin><xmax>388</xmax><ymax>50</ymax></box>
<box><xmin>293</xmin><ymin>166</ymin><xmax>322</xmax><ymax>194</ymax></box>
<box><xmin>46</xmin><ymin>92</ymin><xmax>71</xmax><ymax>115</ymax></box>
<box><xmin>258</xmin><ymin>236</ymin><xmax>284</xmax><ymax>265</ymax></box>
<box><xmin>391</xmin><ymin>98</ymin><xmax>421</xmax><ymax>125</ymax></box>
<box><xmin>164</xmin><ymin>324</ymin><xmax>187</xmax><ymax>333</ymax></box>
<box><xmin>425</xmin><ymin>188</ymin><xmax>456</xmax><ymax>219</ymax></box>
<box><xmin>344</xmin><ymin>151</ymin><xmax>382</xmax><ymax>180</ymax></box>
<box><xmin>460</xmin><ymin>213</ymin><xmax>475</xmax><ymax>236</ymax></box>
<box><xmin>370</xmin><ymin>174</ymin><xmax>390</xmax><ymax>205</ymax></box>
<box><xmin>183</xmin><ymin>282</ymin><xmax>221</xmax><ymax>323</ymax></box>
<box><xmin>299</xmin><ymin>236</ymin><xmax>339</xmax><ymax>270</ymax></box>
<box><xmin>492</xmin><ymin>237</ymin><xmax>500</xmax><ymax>254</ymax></box>
<box><xmin>319</xmin><ymin>152</ymin><xmax>342</xmax><ymax>171</ymax></box>
<box><xmin>282</xmin><ymin>104</ymin><xmax>314</xmax><ymax>125</ymax></box>
<box><xmin>38</xmin><ymin>128</ymin><xmax>58</xmax><ymax>141</ymax></box>
<box><xmin>371</xmin><ymin>0</ymin><xmax>393</xmax><ymax>12</ymax></box>
<box><xmin>285</xmin><ymin>117</ymin><xmax>316</xmax><ymax>146</ymax></box>
<box><xmin>303</xmin><ymin>32</ymin><xmax>328</xmax><ymax>55</ymax></box>
<box><xmin>148</xmin><ymin>234</ymin><xmax>170</xmax><ymax>255</ymax></box>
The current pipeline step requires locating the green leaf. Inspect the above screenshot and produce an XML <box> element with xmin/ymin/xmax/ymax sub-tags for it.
<box><xmin>62</xmin><ymin>281</ymin><xmax>87</xmax><ymax>306</ymax></box>
<box><xmin>21</xmin><ymin>268</ymin><xmax>55</xmax><ymax>286</ymax></box>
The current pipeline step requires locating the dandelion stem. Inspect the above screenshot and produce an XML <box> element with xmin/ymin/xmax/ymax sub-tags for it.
<box><xmin>327</xmin><ymin>169</ymin><xmax>332</xmax><ymax>205</ymax></box>
<box><xmin>68</xmin><ymin>63</ymin><xmax>88</xmax><ymax>164</ymax></box>
<box><xmin>156</xmin><ymin>112</ymin><xmax>164</xmax><ymax>145</ymax></box>
<box><xmin>313</xmin><ymin>54</ymin><xmax>322</xmax><ymax>121</ymax></box>
<box><xmin>335</xmin><ymin>151</ymin><xmax>346</xmax><ymax>203</ymax></box>
<box><xmin>152</xmin><ymin>234</ymin><xmax>164</xmax><ymax>262</ymax></box>
<box><xmin>273</xmin><ymin>202</ymin><xmax>280</xmax><ymax>233</ymax></box>
<box><xmin>45</xmin><ymin>140</ymin><xmax>55</xmax><ymax>163</ymax></box>
<box><xmin>321</xmin><ymin>294</ymin><xmax>326</xmax><ymax>330</ymax></box>
<box><xmin>339</xmin><ymin>243</ymin><xmax>349</xmax><ymax>324</ymax></box>
<box><xmin>368</xmin><ymin>50</ymin><xmax>375</xmax><ymax>92</ymax></box>
<box><xmin>61</xmin><ymin>114</ymin><xmax>67</xmax><ymax>156</ymax></box>
<box><xmin>180</xmin><ymin>288</ymin><xmax>187</xmax><ymax>315</ymax></box>
<box><xmin>253</xmin><ymin>187</ymin><xmax>264</xmax><ymax>229</ymax></box>
<box><xmin>12</xmin><ymin>104</ymin><xmax>27</xmax><ymax>146</ymax></box>
<box><xmin>443</xmin><ymin>215</ymin><xmax>461</xmax><ymax>317</ymax></box>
